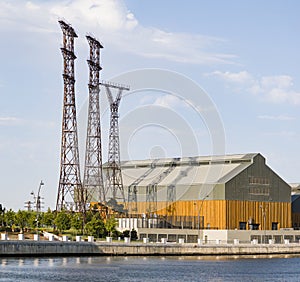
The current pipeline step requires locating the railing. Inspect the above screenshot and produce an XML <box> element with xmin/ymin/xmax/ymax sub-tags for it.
<box><xmin>117</xmin><ymin>214</ymin><xmax>218</xmax><ymax>230</ymax></box>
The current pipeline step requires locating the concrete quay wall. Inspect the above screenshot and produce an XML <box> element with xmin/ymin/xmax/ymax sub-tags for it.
<box><xmin>2</xmin><ymin>241</ymin><xmax>300</xmax><ymax>256</ymax></box>
<box><xmin>98</xmin><ymin>243</ymin><xmax>300</xmax><ymax>256</ymax></box>
<box><xmin>0</xmin><ymin>241</ymin><xmax>100</xmax><ymax>256</ymax></box>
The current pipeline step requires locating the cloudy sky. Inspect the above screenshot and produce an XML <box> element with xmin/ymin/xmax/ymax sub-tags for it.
<box><xmin>0</xmin><ymin>0</ymin><xmax>299</xmax><ymax>210</ymax></box>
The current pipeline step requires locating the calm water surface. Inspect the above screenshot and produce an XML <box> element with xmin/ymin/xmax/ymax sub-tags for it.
<box><xmin>0</xmin><ymin>255</ymin><xmax>300</xmax><ymax>281</ymax></box>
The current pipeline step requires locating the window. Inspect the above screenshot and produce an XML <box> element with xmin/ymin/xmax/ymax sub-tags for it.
<box><xmin>249</xmin><ymin>177</ymin><xmax>270</xmax><ymax>185</ymax></box>
<box><xmin>272</xmin><ymin>222</ymin><xmax>278</xmax><ymax>230</ymax></box>
<box><xmin>239</xmin><ymin>222</ymin><xmax>247</xmax><ymax>230</ymax></box>
<box><xmin>249</xmin><ymin>186</ymin><xmax>270</xmax><ymax>196</ymax></box>
<box><xmin>231</xmin><ymin>159</ymin><xmax>251</xmax><ymax>164</ymax></box>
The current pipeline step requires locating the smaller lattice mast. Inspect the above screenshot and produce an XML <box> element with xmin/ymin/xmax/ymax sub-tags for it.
<box><xmin>101</xmin><ymin>81</ymin><xmax>129</xmax><ymax>205</ymax></box>
<box><xmin>83</xmin><ymin>35</ymin><xmax>105</xmax><ymax>206</ymax></box>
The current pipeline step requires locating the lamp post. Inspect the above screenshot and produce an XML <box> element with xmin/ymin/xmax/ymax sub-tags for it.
<box><xmin>260</xmin><ymin>204</ymin><xmax>267</xmax><ymax>244</ymax></box>
<box><xmin>196</xmin><ymin>195</ymin><xmax>209</xmax><ymax>241</ymax></box>
<box><xmin>31</xmin><ymin>180</ymin><xmax>44</xmax><ymax>233</ymax></box>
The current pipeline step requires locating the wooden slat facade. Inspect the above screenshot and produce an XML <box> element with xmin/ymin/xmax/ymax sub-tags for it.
<box><xmin>128</xmin><ymin>200</ymin><xmax>291</xmax><ymax>230</ymax></box>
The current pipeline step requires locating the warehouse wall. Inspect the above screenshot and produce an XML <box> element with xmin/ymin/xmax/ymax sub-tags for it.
<box><xmin>119</xmin><ymin>154</ymin><xmax>292</xmax><ymax>230</ymax></box>
<box><xmin>128</xmin><ymin>199</ymin><xmax>291</xmax><ymax>230</ymax></box>
<box><xmin>225</xmin><ymin>154</ymin><xmax>291</xmax><ymax>202</ymax></box>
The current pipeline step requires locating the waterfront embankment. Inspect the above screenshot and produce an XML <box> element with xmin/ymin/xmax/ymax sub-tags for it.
<box><xmin>2</xmin><ymin>240</ymin><xmax>300</xmax><ymax>257</ymax></box>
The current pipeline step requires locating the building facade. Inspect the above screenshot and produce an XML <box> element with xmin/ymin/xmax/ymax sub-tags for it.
<box><xmin>105</xmin><ymin>153</ymin><xmax>291</xmax><ymax>230</ymax></box>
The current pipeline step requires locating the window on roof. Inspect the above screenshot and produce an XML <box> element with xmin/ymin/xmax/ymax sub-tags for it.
<box><xmin>210</xmin><ymin>160</ymin><xmax>230</xmax><ymax>164</ymax></box>
<box><xmin>231</xmin><ymin>159</ymin><xmax>251</xmax><ymax>164</ymax></box>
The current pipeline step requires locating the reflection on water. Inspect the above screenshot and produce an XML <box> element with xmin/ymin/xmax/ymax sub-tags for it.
<box><xmin>18</xmin><ymin>259</ymin><xmax>24</xmax><ymax>266</ymax></box>
<box><xmin>62</xmin><ymin>257</ymin><xmax>67</xmax><ymax>266</ymax></box>
<box><xmin>0</xmin><ymin>255</ymin><xmax>300</xmax><ymax>281</ymax></box>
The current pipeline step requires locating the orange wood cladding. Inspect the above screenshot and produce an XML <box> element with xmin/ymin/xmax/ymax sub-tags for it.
<box><xmin>128</xmin><ymin>200</ymin><xmax>291</xmax><ymax>230</ymax></box>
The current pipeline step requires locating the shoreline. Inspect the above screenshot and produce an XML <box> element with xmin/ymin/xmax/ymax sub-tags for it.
<box><xmin>1</xmin><ymin>241</ymin><xmax>300</xmax><ymax>257</ymax></box>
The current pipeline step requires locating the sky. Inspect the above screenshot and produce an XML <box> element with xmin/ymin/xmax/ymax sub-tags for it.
<box><xmin>0</xmin><ymin>0</ymin><xmax>299</xmax><ymax>211</ymax></box>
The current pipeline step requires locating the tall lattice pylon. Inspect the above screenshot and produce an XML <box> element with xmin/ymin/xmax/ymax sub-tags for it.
<box><xmin>83</xmin><ymin>36</ymin><xmax>105</xmax><ymax>206</ymax></box>
<box><xmin>101</xmin><ymin>81</ymin><xmax>129</xmax><ymax>204</ymax></box>
<box><xmin>56</xmin><ymin>20</ymin><xmax>84</xmax><ymax>212</ymax></box>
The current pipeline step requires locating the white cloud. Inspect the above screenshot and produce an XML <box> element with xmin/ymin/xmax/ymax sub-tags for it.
<box><xmin>209</xmin><ymin>70</ymin><xmax>253</xmax><ymax>84</ymax></box>
<box><xmin>209</xmin><ymin>70</ymin><xmax>300</xmax><ymax>105</ymax></box>
<box><xmin>0</xmin><ymin>0</ymin><xmax>235</xmax><ymax>65</ymax></box>
<box><xmin>26</xmin><ymin>1</ymin><xmax>40</xmax><ymax>11</ymax></box>
<box><xmin>153</xmin><ymin>94</ymin><xmax>183</xmax><ymax>108</ymax></box>
<box><xmin>258</xmin><ymin>115</ymin><xmax>295</xmax><ymax>121</ymax></box>
<box><xmin>0</xmin><ymin>117</ymin><xmax>22</xmax><ymax>126</ymax></box>
<box><xmin>51</xmin><ymin>0</ymin><xmax>138</xmax><ymax>31</ymax></box>
<box><xmin>250</xmin><ymin>75</ymin><xmax>300</xmax><ymax>105</ymax></box>
<box><xmin>0</xmin><ymin>116</ymin><xmax>55</xmax><ymax>128</ymax></box>
<box><xmin>261</xmin><ymin>75</ymin><xmax>293</xmax><ymax>89</ymax></box>
<box><xmin>263</xmin><ymin>130</ymin><xmax>297</xmax><ymax>137</ymax></box>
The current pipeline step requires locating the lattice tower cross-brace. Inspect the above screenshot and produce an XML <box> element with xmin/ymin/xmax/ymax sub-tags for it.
<box><xmin>146</xmin><ymin>159</ymin><xmax>178</xmax><ymax>214</ymax></box>
<box><xmin>83</xmin><ymin>36</ymin><xmax>105</xmax><ymax>206</ymax></box>
<box><xmin>101</xmin><ymin>81</ymin><xmax>129</xmax><ymax>204</ymax></box>
<box><xmin>128</xmin><ymin>160</ymin><xmax>158</xmax><ymax>213</ymax></box>
<box><xmin>56</xmin><ymin>21</ymin><xmax>84</xmax><ymax>212</ymax></box>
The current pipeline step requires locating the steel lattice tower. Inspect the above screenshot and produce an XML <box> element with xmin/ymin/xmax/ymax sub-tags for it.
<box><xmin>56</xmin><ymin>20</ymin><xmax>84</xmax><ymax>212</ymax></box>
<box><xmin>83</xmin><ymin>36</ymin><xmax>105</xmax><ymax>205</ymax></box>
<box><xmin>101</xmin><ymin>81</ymin><xmax>129</xmax><ymax>204</ymax></box>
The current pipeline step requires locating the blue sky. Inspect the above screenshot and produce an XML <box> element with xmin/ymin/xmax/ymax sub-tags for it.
<box><xmin>0</xmin><ymin>0</ymin><xmax>299</xmax><ymax>210</ymax></box>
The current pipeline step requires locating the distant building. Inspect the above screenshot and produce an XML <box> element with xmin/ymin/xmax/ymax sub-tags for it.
<box><xmin>290</xmin><ymin>183</ymin><xmax>300</xmax><ymax>228</ymax></box>
<box><xmin>104</xmin><ymin>153</ymin><xmax>291</xmax><ymax>230</ymax></box>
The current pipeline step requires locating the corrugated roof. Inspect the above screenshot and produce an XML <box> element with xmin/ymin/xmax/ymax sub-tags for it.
<box><xmin>290</xmin><ymin>183</ymin><xmax>300</xmax><ymax>195</ymax></box>
<box><xmin>116</xmin><ymin>153</ymin><xmax>257</xmax><ymax>186</ymax></box>
<box><xmin>119</xmin><ymin>153</ymin><xmax>257</xmax><ymax>169</ymax></box>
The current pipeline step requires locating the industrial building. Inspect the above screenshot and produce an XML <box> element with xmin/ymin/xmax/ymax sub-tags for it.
<box><xmin>55</xmin><ymin>23</ymin><xmax>292</xmax><ymax>236</ymax></box>
<box><xmin>291</xmin><ymin>183</ymin><xmax>300</xmax><ymax>228</ymax></box>
<box><xmin>110</xmin><ymin>153</ymin><xmax>291</xmax><ymax>231</ymax></box>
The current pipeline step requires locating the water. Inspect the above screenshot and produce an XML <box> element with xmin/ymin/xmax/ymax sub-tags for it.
<box><xmin>1</xmin><ymin>255</ymin><xmax>300</xmax><ymax>281</ymax></box>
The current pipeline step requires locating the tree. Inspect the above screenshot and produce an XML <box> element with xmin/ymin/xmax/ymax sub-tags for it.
<box><xmin>42</xmin><ymin>208</ymin><xmax>55</xmax><ymax>228</ymax></box>
<box><xmin>130</xmin><ymin>229</ymin><xmax>138</xmax><ymax>240</ymax></box>
<box><xmin>105</xmin><ymin>216</ymin><xmax>117</xmax><ymax>237</ymax></box>
<box><xmin>54</xmin><ymin>211</ymin><xmax>71</xmax><ymax>233</ymax></box>
<box><xmin>122</xmin><ymin>229</ymin><xmax>138</xmax><ymax>240</ymax></box>
<box><xmin>84</xmin><ymin>216</ymin><xmax>105</xmax><ymax>238</ymax></box>
<box><xmin>15</xmin><ymin>210</ymin><xmax>30</xmax><ymax>232</ymax></box>
<box><xmin>106</xmin><ymin>198</ymin><xmax>127</xmax><ymax>213</ymax></box>
<box><xmin>0</xmin><ymin>204</ymin><xmax>5</xmax><ymax>227</ymax></box>
<box><xmin>85</xmin><ymin>210</ymin><xmax>95</xmax><ymax>223</ymax></box>
<box><xmin>4</xmin><ymin>209</ymin><xmax>15</xmax><ymax>228</ymax></box>
<box><xmin>27</xmin><ymin>211</ymin><xmax>38</xmax><ymax>229</ymax></box>
<box><xmin>122</xmin><ymin>229</ymin><xmax>130</xmax><ymax>238</ymax></box>
<box><xmin>0</xmin><ymin>204</ymin><xmax>5</xmax><ymax>226</ymax></box>
<box><xmin>71</xmin><ymin>212</ymin><xmax>84</xmax><ymax>234</ymax></box>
